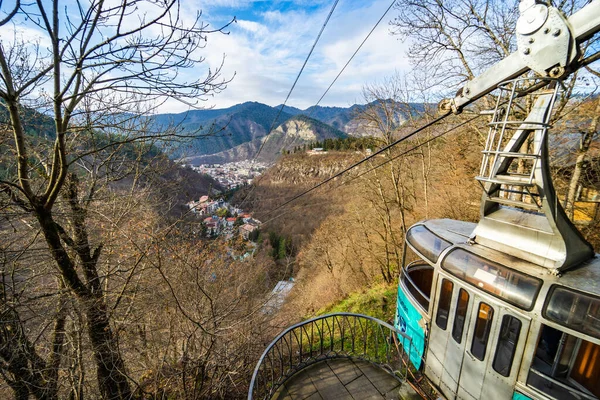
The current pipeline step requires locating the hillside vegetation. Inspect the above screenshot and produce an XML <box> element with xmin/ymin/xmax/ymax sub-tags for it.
<box><xmin>241</xmin><ymin>114</ymin><xmax>484</xmax><ymax>322</ymax></box>
<box><xmin>243</xmin><ymin>103</ymin><xmax>600</xmax><ymax>327</ymax></box>
<box><xmin>4</xmin><ymin>95</ymin><xmax>598</xmax><ymax>399</ymax></box>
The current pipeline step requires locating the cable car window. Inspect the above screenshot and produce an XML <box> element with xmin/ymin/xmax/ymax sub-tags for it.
<box><xmin>471</xmin><ymin>302</ymin><xmax>494</xmax><ymax>361</ymax></box>
<box><xmin>492</xmin><ymin>315</ymin><xmax>522</xmax><ymax>377</ymax></box>
<box><xmin>441</xmin><ymin>249</ymin><xmax>541</xmax><ymax>310</ymax></box>
<box><xmin>452</xmin><ymin>289</ymin><xmax>469</xmax><ymax>343</ymax></box>
<box><xmin>528</xmin><ymin>324</ymin><xmax>600</xmax><ymax>399</ymax></box>
<box><xmin>401</xmin><ymin>262</ymin><xmax>434</xmax><ymax>311</ymax></box>
<box><xmin>436</xmin><ymin>279</ymin><xmax>453</xmax><ymax>330</ymax></box>
<box><xmin>407</xmin><ymin>225</ymin><xmax>451</xmax><ymax>263</ymax></box>
<box><xmin>543</xmin><ymin>285</ymin><xmax>600</xmax><ymax>340</ymax></box>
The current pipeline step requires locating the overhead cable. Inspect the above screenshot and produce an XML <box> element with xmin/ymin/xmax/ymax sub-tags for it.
<box><xmin>258</xmin><ymin>114</ymin><xmax>480</xmax><ymax>224</ymax></box>
<box><xmin>283</xmin><ymin>0</ymin><xmax>399</xmax><ymax>154</ymax></box>
<box><xmin>340</xmin><ymin>114</ymin><xmax>482</xmax><ymax>186</ymax></box>
<box><xmin>310</xmin><ymin>0</ymin><xmax>397</xmax><ymax>111</ymax></box>
<box><xmin>238</xmin><ymin>0</ymin><xmax>398</xmax><ymax>208</ymax></box>
<box><xmin>259</xmin><ymin>110</ymin><xmax>452</xmax><ymax>217</ymax></box>
<box><xmin>252</xmin><ymin>0</ymin><xmax>341</xmax><ymax>162</ymax></box>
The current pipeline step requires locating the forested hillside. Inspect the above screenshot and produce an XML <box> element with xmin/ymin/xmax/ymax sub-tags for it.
<box><xmin>167</xmin><ymin>102</ymin><xmax>293</xmax><ymax>159</ymax></box>
<box><xmin>239</xmin><ymin>99</ymin><xmax>600</xmax><ymax>324</ymax></box>
<box><xmin>183</xmin><ymin>114</ymin><xmax>348</xmax><ymax>164</ymax></box>
<box><xmin>238</xmin><ymin>114</ymin><xmax>483</xmax><ymax>320</ymax></box>
<box><xmin>160</xmin><ymin>101</ymin><xmax>428</xmax><ymax>163</ymax></box>
<box><xmin>1</xmin><ymin>0</ymin><xmax>599</xmax><ymax>399</ymax></box>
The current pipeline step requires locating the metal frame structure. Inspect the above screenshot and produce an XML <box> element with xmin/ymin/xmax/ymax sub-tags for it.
<box><xmin>439</xmin><ymin>0</ymin><xmax>600</xmax><ymax>114</ymax></box>
<box><xmin>471</xmin><ymin>77</ymin><xmax>593</xmax><ymax>273</ymax></box>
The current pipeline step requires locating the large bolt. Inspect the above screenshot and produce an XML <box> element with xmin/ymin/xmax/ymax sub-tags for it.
<box><xmin>549</xmin><ymin>66</ymin><xmax>563</xmax><ymax>78</ymax></box>
<box><xmin>523</xmin><ymin>48</ymin><xmax>531</xmax><ymax>55</ymax></box>
<box><xmin>553</xmin><ymin>29</ymin><xmax>561</xmax><ymax>36</ymax></box>
<box><xmin>528</xmin><ymin>37</ymin><xmax>535</xmax><ymax>44</ymax></box>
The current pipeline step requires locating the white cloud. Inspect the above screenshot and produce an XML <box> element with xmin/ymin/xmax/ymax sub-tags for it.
<box><xmin>171</xmin><ymin>0</ymin><xmax>408</xmax><ymax>113</ymax></box>
<box><xmin>0</xmin><ymin>23</ymin><xmax>51</xmax><ymax>49</ymax></box>
<box><xmin>236</xmin><ymin>19</ymin><xmax>268</xmax><ymax>34</ymax></box>
<box><xmin>2</xmin><ymin>0</ymin><xmax>412</xmax><ymax>114</ymax></box>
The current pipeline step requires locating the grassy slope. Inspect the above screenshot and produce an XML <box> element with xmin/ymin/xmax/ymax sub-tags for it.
<box><xmin>314</xmin><ymin>282</ymin><xmax>397</xmax><ymax>323</ymax></box>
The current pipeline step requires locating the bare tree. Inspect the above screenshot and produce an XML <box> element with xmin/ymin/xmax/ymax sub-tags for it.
<box><xmin>0</xmin><ymin>0</ymin><xmax>232</xmax><ymax>398</ymax></box>
<box><xmin>390</xmin><ymin>0</ymin><xmax>518</xmax><ymax>88</ymax></box>
<box><xmin>563</xmin><ymin>73</ymin><xmax>600</xmax><ymax>219</ymax></box>
<box><xmin>391</xmin><ymin>0</ymin><xmax>599</xmax><ymax>225</ymax></box>
<box><xmin>351</xmin><ymin>73</ymin><xmax>440</xmax><ymax>282</ymax></box>
<box><xmin>390</xmin><ymin>0</ymin><xmax>591</xmax><ymax>103</ymax></box>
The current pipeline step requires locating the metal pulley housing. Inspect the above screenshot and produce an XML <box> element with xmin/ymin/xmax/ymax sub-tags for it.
<box><xmin>516</xmin><ymin>0</ymin><xmax>577</xmax><ymax>78</ymax></box>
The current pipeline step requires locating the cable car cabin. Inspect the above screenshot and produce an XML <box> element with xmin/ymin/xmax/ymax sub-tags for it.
<box><xmin>396</xmin><ymin>220</ymin><xmax>600</xmax><ymax>400</ymax></box>
<box><xmin>389</xmin><ymin>3</ymin><xmax>600</xmax><ymax>399</ymax></box>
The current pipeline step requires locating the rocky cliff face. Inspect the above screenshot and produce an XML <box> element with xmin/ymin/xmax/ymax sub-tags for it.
<box><xmin>256</xmin><ymin>115</ymin><xmax>346</xmax><ymax>160</ymax></box>
<box><xmin>276</xmin><ymin>119</ymin><xmax>319</xmax><ymax>141</ymax></box>
<box><xmin>163</xmin><ymin>101</ymin><xmax>428</xmax><ymax>164</ymax></box>
<box><xmin>182</xmin><ymin>115</ymin><xmax>347</xmax><ymax>164</ymax></box>
<box><xmin>156</xmin><ymin>102</ymin><xmax>292</xmax><ymax>159</ymax></box>
<box><xmin>265</xmin><ymin>153</ymin><xmax>357</xmax><ymax>184</ymax></box>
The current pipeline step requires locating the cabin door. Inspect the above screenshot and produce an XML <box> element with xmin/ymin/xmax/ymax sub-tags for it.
<box><xmin>457</xmin><ymin>296</ymin><xmax>531</xmax><ymax>400</ymax></box>
<box><xmin>438</xmin><ymin>284</ymin><xmax>473</xmax><ymax>399</ymax></box>
<box><xmin>426</xmin><ymin>276</ymin><xmax>531</xmax><ymax>400</ymax></box>
<box><xmin>425</xmin><ymin>277</ymin><xmax>473</xmax><ymax>399</ymax></box>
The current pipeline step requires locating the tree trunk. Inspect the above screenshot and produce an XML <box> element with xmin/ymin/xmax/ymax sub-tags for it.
<box><xmin>35</xmin><ymin>208</ymin><xmax>132</xmax><ymax>399</ymax></box>
<box><xmin>0</xmin><ymin>305</ymin><xmax>54</xmax><ymax>400</ymax></box>
<box><xmin>45</xmin><ymin>288</ymin><xmax>67</xmax><ymax>398</ymax></box>
<box><xmin>564</xmin><ymin>98</ymin><xmax>600</xmax><ymax>219</ymax></box>
<box><xmin>86</xmin><ymin>299</ymin><xmax>132</xmax><ymax>400</ymax></box>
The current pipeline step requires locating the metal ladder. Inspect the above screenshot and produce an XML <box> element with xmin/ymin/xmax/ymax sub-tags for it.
<box><xmin>475</xmin><ymin>79</ymin><xmax>560</xmax><ymax>211</ymax></box>
<box><xmin>471</xmin><ymin>77</ymin><xmax>594</xmax><ymax>272</ymax></box>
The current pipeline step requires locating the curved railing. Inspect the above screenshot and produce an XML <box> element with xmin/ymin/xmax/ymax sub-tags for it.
<box><xmin>248</xmin><ymin>313</ymin><xmax>415</xmax><ymax>400</ymax></box>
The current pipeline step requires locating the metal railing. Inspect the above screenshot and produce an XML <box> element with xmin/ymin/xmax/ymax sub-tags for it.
<box><xmin>248</xmin><ymin>313</ymin><xmax>415</xmax><ymax>400</ymax></box>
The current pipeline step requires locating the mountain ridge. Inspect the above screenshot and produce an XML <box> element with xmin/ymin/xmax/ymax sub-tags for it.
<box><xmin>180</xmin><ymin>114</ymin><xmax>347</xmax><ymax>164</ymax></box>
<box><xmin>154</xmin><ymin>101</ymin><xmax>428</xmax><ymax>164</ymax></box>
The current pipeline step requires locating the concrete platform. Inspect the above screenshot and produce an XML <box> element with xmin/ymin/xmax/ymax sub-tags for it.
<box><xmin>271</xmin><ymin>358</ymin><xmax>403</xmax><ymax>400</ymax></box>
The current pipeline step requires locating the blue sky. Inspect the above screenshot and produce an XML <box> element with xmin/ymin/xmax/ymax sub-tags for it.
<box><xmin>189</xmin><ymin>0</ymin><xmax>410</xmax><ymax>112</ymax></box>
<box><xmin>0</xmin><ymin>0</ymin><xmax>410</xmax><ymax>113</ymax></box>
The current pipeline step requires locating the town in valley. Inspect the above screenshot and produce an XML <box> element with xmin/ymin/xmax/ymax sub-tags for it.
<box><xmin>186</xmin><ymin>160</ymin><xmax>269</xmax><ymax>190</ymax></box>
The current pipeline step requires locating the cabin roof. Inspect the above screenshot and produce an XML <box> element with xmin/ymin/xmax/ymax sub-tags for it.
<box><xmin>417</xmin><ymin>218</ymin><xmax>600</xmax><ymax>298</ymax></box>
<box><xmin>419</xmin><ymin>218</ymin><xmax>474</xmax><ymax>243</ymax></box>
